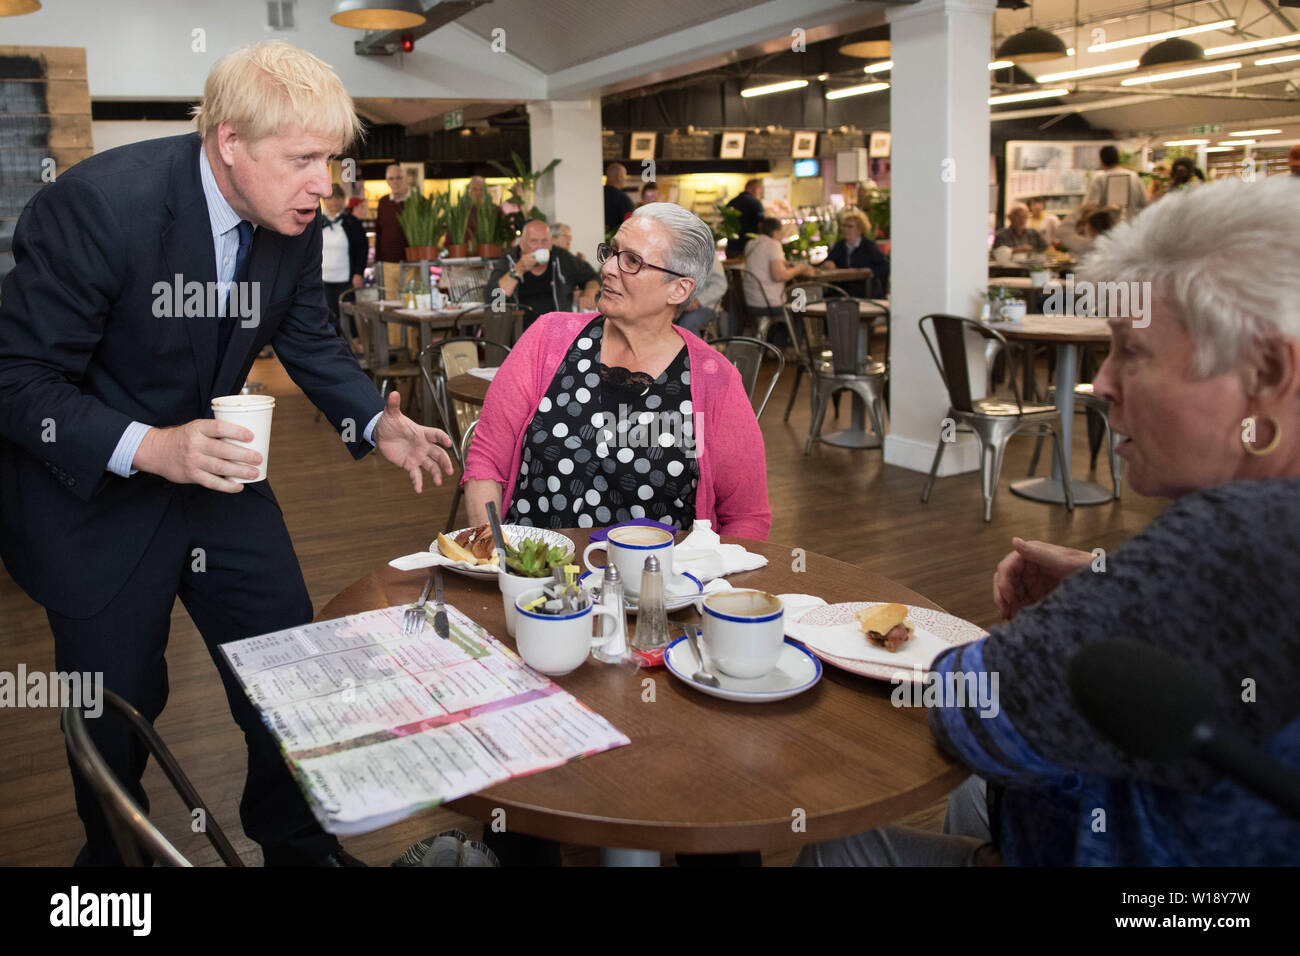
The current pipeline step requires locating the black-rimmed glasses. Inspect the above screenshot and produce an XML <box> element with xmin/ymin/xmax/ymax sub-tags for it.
<box><xmin>596</xmin><ymin>242</ymin><xmax>689</xmax><ymax>279</ymax></box>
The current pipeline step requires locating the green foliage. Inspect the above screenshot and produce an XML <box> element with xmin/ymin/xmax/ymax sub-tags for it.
<box><xmin>713</xmin><ymin>203</ymin><xmax>741</xmax><ymax>243</ymax></box>
<box><xmin>396</xmin><ymin>191</ymin><xmax>444</xmax><ymax>248</ymax></box>
<box><xmin>861</xmin><ymin>188</ymin><xmax>890</xmax><ymax>238</ymax></box>
<box><xmin>782</xmin><ymin>219</ymin><xmax>820</xmax><ymax>260</ymax></box>
<box><xmin>503</xmin><ymin>537</ymin><xmax>570</xmax><ymax>577</ymax></box>
<box><xmin>446</xmin><ymin>188</ymin><xmax>472</xmax><ymax>245</ymax></box>
<box><xmin>475</xmin><ymin>195</ymin><xmax>501</xmax><ymax>246</ymax></box>
<box><xmin>487</xmin><ymin>151</ymin><xmax>562</xmax><ymax>210</ymax></box>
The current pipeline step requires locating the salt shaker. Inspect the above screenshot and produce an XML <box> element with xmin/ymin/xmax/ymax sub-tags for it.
<box><xmin>591</xmin><ymin>561</ymin><xmax>629</xmax><ymax>663</ymax></box>
<box><xmin>632</xmin><ymin>554</ymin><xmax>670</xmax><ymax>652</ymax></box>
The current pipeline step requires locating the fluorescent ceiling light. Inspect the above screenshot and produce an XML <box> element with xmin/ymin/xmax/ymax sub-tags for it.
<box><xmin>1120</xmin><ymin>61</ymin><xmax>1241</xmax><ymax>85</ymax></box>
<box><xmin>741</xmin><ymin>79</ymin><xmax>809</xmax><ymax>98</ymax></box>
<box><xmin>863</xmin><ymin>61</ymin><xmax>893</xmax><ymax>73</ymax></box>
<box><xmin>816</xmin><ymin>73</ymin><xmax>829</xmax><ymax>81</ymax></box>
<box><xmin>1163</xmin><ymin>138</ymin><xmax>1209</xmax><ymax>145</ymax></box>
<box><xmin>1036</xmin><ymin>60</ymin><xmax>1140</xmax><ymax>82</ymax></box>
<box><xmin>826</xmin><ymin>82</ymin><xmax>890</xmax><ymax>100</ymax></box>
<box><xmin>1089</xmin><ymin>20</ymin><xmax>1235</xmax><ymax>53</ymax></box>
<box><xmin>1217</xmin><ymin>139</ymin><xmax>1255</xmax><ymax>146</ymax></box>
<box><xmin>989</xmin><ymin>88</ymin><xmax>1069</xmax><ymax>104</ymax></box>
<box><xmin>1256</xmin><ymin>52</ymin><xmax>1300</xmax><ymax>66</ymax></box>
<box><xmin>1205</xmin><ymin>32</ymin><xmax>1300</xmax><ymax>56</ymax></box>
<box><xmin>1230</xmin><ymin>129</ymin><xmax>1281</xmax><ymax>136</ymax></box>
<box><xmin>1204</xmin><ymin>146</ymin><xmax>1233</xmax><ymax>152</ymax></box>
<box><xmin>988</xmin><ymin>60</ymin><xmax>1015</xmax><ymax>69</ymax></box>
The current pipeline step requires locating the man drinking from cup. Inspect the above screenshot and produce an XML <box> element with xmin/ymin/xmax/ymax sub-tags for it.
<box><xmin>0</xmin><ymin>41</ymin><xmax>454</xmax><ymax>867</ymax></box>
<box><xmin>488</xmin><ymin>219</ymin><xmax>600</xmax><ymax>329</ymax></box>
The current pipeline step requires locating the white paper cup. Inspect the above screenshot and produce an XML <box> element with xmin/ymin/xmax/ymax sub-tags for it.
<box><xmin>583</xmin><ymin>524</ymin><xmax>674</xmax><ymax>597</ymax></box>
<box><xmin>211</xmin><ymin>394</ymin><xmax>274</xmax><ymax>483</ymax></box>
<box><xmin>700</xmin><ymin>590</ymin><xmax>784</xmax><ymax>679</ymax></box>
<box><xmin>513</xmin><ymin>587</ymin><xmax>617</xmax><ymax>676</ymax></box>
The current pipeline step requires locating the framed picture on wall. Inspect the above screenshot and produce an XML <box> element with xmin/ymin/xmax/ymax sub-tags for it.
<box><xmin>400</xmin><ymin>161</ymin><xmax>424</xmax><ymax>194</ymax></box>
<box><xmin>869</xmin><ymin>131</ymin><xmax>892</xmax><ymax>158</ymax></box>
<box><xmin>719</xmin><ymin>132</ymin><xmax>746</xmax><ymax>159</ymax></box>
<box><xmin>791</xmin><ymin>131</ymin><xmax>817</xmax><ymax>158</ymax></box>
<box><xmin>629</xmin><ymin>131</ymin><xmax>657</xmax><ymax>160</ymax></box>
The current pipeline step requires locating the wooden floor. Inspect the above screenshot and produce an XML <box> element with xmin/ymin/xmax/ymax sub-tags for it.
<box><xmin>0</xmin><ymin>352</ymin><xmax>1166</xmax><ymax>866</ymax></box>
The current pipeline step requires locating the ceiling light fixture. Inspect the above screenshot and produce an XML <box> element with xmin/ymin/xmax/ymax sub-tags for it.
<box><xmin>331</xmin><ymin>0</ymin><xmax>426</xmax><ymax>30</ymax></box>
<box><xmin>1230</xmin><ymin>128</ymin><xmax>1282</xmax><ymax>136</ymax></box>
<box><xmin>816</xmin><ymin>73</ymin><xmax>829</xmax><ymax>81</ymax></box>
<box><xmin>825</xmin><ymin>82</ymin><xmax>890</xmax><ymax>100</ymax></box>
<box><xmin>996</xmin><ymin>27</ymin><xmax>1070</xmax><ymax>64</ymax></box>
<box><xmin>989</xmin><ymin>59</ymin><xmax>1016</xmax><ymax>70</ymax></box>
<box><xmin>1138</xmin><ymin>37</ymin><xmax>1208</xmax><ymax>70</ymax></box>
<box><xmin>0</xmin><ymin>0</ymin><xmax>41</xmax><ymax>14</ymax></box>
<box><xmin>740</xmin><ymin>79</ymin><xmax>809</xmax><ymax>98</ymax></box>
<box><xmin>1205</xmin><ymin>32</ymin><xmax>1300</xmax><ymax>55</ymax></box>
<box><xmin>989</xmin><ymin>87</ymin><xmax>1069</xmax><ymax>104</ymax></box>
<box><xmin>1216</xmin><ymin>139</ymin><xmax>1255</xmax><ymax>145</ymax></box>
<box><xmin>1163</xmin><ymin>138</ymin><xmax>1210</xmax><ymax>145</ymax></box>
<box><xmin>1204</xmin><ymin>146</ymin><xmax>1233</xmax><ymax>152</ymax></box>
<box><xmin>1036</xmin><ymin>60</ymin><xmax>1140</xmax><ymax>82</ymax></box>
<box><xmin>1121</xmin><ymin>61</ymin><xmax>1240</xmax><ymax>85</ymax></box>
<box><xmin>1088</xmin><ymin>19</ymin><xmax>1234</xmax><ymax>53</ymax></box>
<box><xmin>1256</xmin><ymin>52</ymin><xmax>1300</xmax><ymax>65</ymax></box>
<box><xmin>863</xmin><ymin>61</ymin><xmax>893</xmax><ymax>73</ymax></box>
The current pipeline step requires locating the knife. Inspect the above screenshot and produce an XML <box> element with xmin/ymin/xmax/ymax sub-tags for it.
<box><xmin>433</xmin><ymin>567</ymin><xmax>449</xmax><ymax>640</ymax></box>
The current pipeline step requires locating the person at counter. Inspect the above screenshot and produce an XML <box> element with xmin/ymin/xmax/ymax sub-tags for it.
<box><xmin>319</xmin><ymin>184</ymin><xmax>367</xmax><ymax>339</ymax></box>
<box><xmin>993</xmin><ymin>203</ymin><xmax>1047</xmax><ymax>255</ymax></box>
<box><xmin>374</xmin><ymin>163</ymin><xmax>409</xmax><ymax>296</ymax></box>
<box><xmin>725</xmin><ymin>178</ymin><xmax>765</xmax><ymax>258</ymax></box>
<box><xmin>488</xmin><ymin>220</ymin><xmax>599</xmax><ymax>328</ymax></box>
<box><xmin>465</xmin><ymin>203</ymin><xmax>771</xmax><ymax>538</ymax></box>
<box><xmin>821</xmin><ymin>209</ymin><xmax>889</xmax><ymax>298</ymax></box>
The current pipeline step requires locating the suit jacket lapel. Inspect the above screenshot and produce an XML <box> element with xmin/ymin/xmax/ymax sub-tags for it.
<box><xmin>162</xmin><ymin>135</ymin><xmax>220</xmax><ymax>408</ymax></box>
<box><xmin>213</xmin><ymin>227</ymin><xmax>282</xmax><ymax>396</ymax></box>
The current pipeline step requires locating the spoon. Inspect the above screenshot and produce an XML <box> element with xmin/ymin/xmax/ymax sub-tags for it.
<box><xmin>685</xmin><ymin>628</ymin><xmax>720</xmax><ymax>687</ymax></box>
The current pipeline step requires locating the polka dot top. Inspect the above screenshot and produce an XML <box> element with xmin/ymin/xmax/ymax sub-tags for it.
<box><xmin>505</xmin><ymin>316</ymin><xmax>699</xmax><ymax>530</ymax></box>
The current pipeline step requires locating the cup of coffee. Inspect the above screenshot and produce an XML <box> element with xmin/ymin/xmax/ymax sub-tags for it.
<box><xmin>513</xmin><ymin>587</ymin><xmax>619</xmax><ymax>676</ymax></box>
<box><xmin>583</xmin><ymin>524</ymin><xmax>674</xmax><ymax>596</ymax></box>
<box><xmin>211</xmin><ymin>394</ymin><xmax>274</xmax><ymax>482</ymax></box>
<box><xmin>699</xmin><ymin>590</ymin><xmax>784</xmax><ymax>679</ymax></box>
<box><xmin>499</xmin><ymin>568</ymin><xmax>539</xmax><ymax>638</ymax></box>
<box><xmin>532</xmin><ymin>247</ymin><xmax>550</xmax><ymax>267</ymax></box>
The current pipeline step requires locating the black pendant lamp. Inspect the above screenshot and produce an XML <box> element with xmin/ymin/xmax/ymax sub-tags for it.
<box><xmin>995</xmin><ymin>27</ymin><xmax>1069</xmax><ymax>63</ymax></box>
<box><xmin>1138</xmin><ymin>37</ymin><xmax>1206</xmax><ymax>70</ymax></box>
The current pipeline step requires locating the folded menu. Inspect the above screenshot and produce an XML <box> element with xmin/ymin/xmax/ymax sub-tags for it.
<box><xmin>221</xmin><ymin>605</ymin><xmax>630</xmax><ymax>834</ymax></box>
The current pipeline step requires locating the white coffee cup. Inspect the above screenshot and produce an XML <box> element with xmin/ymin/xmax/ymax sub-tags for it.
<box><xmin>211</xmin><ymin>394</ymin><xmax>274</xmax><ymax>483</ymax></box>
<box><xmin>513</xmin><ymin>587</ymin><xmax>618</xmax><ymax>676</ymax></box>
<box><xmin>1000</xmin><ymin>299</ymin><xmax>1027</xmax><ymax>321</ymax></box>
<box><xmin>531</xmin><ymin>247</ymin><xmax>550</xmax><ymax>266</ymax></box>
<box><xmin>499</xmin><ymin>568</ymin><xmax>541</xmax><ymax>638</ymax></box>
<box><xmin>583</xmin><ymin>524</ymin><xmax>674</xmax><ymax>597</ymax></box>
<box><xmin>699</xmin><ymin>589</ymin><xmax>785</xmax><ymax>679</ymax></box>
<box><xmin>993</xmin><ymin>245</ymin><xmax>1013</xmax><ymax>266</ymax></box>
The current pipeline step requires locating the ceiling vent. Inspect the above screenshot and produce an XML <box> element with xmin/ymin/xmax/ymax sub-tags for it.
<box><xmin>267</xmin><ymin>0</ymin><xmax>298</xmax><ymax>31</ymax></box>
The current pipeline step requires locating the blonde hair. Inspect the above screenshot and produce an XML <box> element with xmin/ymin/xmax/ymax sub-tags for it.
<box><xmin>841</xmin><ymin>209</ymin><xmax>871</xmax><ymax>237</ymax></box>
<box><xmin>192</xmin><ymin>42</ymin><xmax>361</xmax><ymax>151</ymax></box>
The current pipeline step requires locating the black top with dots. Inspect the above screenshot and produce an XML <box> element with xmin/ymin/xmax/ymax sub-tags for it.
<box><xmin>505</xmin><ymin>316</ymin><xmax>699</xmax><ymax>530</ymax></box>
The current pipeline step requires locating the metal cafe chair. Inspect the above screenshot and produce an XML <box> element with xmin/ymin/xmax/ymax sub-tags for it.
<box><xmin>782</xmin><ymin>280</ymin><xmax>852</xmax><ymax>421</ymax></box>
<box><xmin>62</xmin><ymin>689</ymin><xmax>245</xmax><ymax>867</ymax></box>
<box><xmin>444</xmin><ymin>419</ymin><xmax>479</xmax><ymax>532</ymax></box>
<box><xmin>918</xmin><ymin>313</ymin><xmax>1074</xmax><ymax>522</ymax></box>
<box><xmin>418</xmin><ymin>336</ymin><xmax>512</xmax><ymax>453</ymax></box>
<box><xmin>1028</xmin><ymin>382</ymin><xmax>1124</xmax><ymax>499</ymax></box>
<box><xmin>802</xmin><ymin>299</ymin><xmax>888</xmax><ymax>456</ymax></box>
<box><xmin>349</xmin><ymin>306</ymin><xmax>424</xmax><ymax>418</ymax></box>
<box><xmin>709</xmin><ymin>335</ymin><xmax>784</xmax><ymax>420</ymax></box>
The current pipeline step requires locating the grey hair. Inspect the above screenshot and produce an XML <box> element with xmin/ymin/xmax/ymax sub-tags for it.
<box><xmin>549</xmin><ymin>221</ymin><xmax>570</xmax><ymax>238</ymax></box>
<box><xmin>629</xmin><ymin>201</ymin><xmax>714</xmax><ymax>298</ymax></box>
<box><xmin>1079</xmin><ymin>175</ymin><xmax>1300</xmax><ymax>377</ymax></box>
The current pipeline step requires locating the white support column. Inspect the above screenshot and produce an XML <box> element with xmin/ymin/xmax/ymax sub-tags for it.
<box><xmin>883</xmin><ymin>0</ymin><xmax>997</xmax><ymax>475</ymax></box>
<box><xmin>526</xmin><ymin>100</ymin><xmax>605</xmax><ymax>262</ymax></box>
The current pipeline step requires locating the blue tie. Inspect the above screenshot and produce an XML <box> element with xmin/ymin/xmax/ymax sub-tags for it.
<box><xmin>217</xmin><ymin>220</ymin><xmax>254</xmax><ymax>362</ymax></box>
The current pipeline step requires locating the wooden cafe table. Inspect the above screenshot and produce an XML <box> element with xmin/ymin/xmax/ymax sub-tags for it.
<box><xmin>444</xmin><ymin>370</ymin><xmax>492</xmax><ymax>407</ymax></box>
<box><xmin>318</xmin><ymin>530</ymin><xmax>972</xmax><ymax>863</ymax></box>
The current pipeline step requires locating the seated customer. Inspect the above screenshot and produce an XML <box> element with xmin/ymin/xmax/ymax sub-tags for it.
<box><xmin>821</xmin><ymin>209</ymin><xmax>889</xmax><ymax>298</ymax></box>
<box><xmin>744</xmin><ymin>217</ymin><xmax>814</xmax><ymax>314</ymax></box>
<box><xmin>992</xmin><ymin>203</ymin><xmax>1047</xmax><ymax>255</ymax></box>
<box><xmin>675</xmin><ymin>254</ymin><xmax>727</xmax><ymax>336</ymax></box>
<box><xmin>464</xmin><ymin>202</ymin><xmax>771</xmax><ymax>538</ymax></box>
<box><xmin>798</xmin><ymin>176</ymin><xmax>1300</xmax><ymax>866</ymax></box>
<box><xmin>487</xmin><ymin>220</ymin><xmax>599</xmax><ymax>330</ymax></box>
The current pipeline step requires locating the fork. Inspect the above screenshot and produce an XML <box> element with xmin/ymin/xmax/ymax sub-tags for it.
<box><xmin>403</xmin><ymin>571</ymin><xmax>435</xmax><ymax>635</ymax></box>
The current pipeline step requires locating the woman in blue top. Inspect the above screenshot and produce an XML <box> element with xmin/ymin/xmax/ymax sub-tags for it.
<box><xmin>821</xmin><ymin>209</ymin><xmax>889</xmax><ymax>298</ymax></box>
<box><xmin>799</xmin><ymin>175</ymin><xmax>1300</xmax><ymax>866</ymax></box>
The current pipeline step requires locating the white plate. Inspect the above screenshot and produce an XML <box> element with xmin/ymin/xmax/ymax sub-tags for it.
<box><xmin>664</xmin><ymin>636</ymin><xmax>822</xmax><ymax>703</ymax></box>
<box><xmin>784</xmin><ymin>603</ymin><xmax>986</xmax><ymax>683</ymax></box>
<box><xmin>578</xmin><ymin>569</ymin><xmax>703</xmax><ymax>614</ymax></box>
<box><xmin>430</xmin><ymin>526</ymin><xmax>575</xmax><ymax>581</ymax></box>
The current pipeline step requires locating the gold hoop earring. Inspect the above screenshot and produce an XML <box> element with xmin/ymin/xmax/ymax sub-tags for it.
<box><xmin>1242</xmin><ymin>415</ymin><xmax>1282</xmax><ymax>457</ymax></box>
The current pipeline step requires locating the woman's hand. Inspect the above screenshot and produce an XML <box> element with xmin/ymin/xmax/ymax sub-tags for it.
<box><xmin>993</xmin><ymin>537</ymin><xmax>1094</xmax><ymax>620</ymax></box>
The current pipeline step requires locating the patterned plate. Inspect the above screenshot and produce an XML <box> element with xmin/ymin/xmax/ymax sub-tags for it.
<box><xmin>430</xmin><ymin>526</ymin><xmax>575</xmax><ymax>581</ymax></box>
<box><xmin>785</xmin><ymin>602</ymin><xmax>986</xmax><ymax>683</ymax></box>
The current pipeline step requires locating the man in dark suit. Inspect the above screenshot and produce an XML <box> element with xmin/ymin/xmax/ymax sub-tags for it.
<box><xmin>725</xmin><ymin>178</ymin><xmax>765</xmax><ymax>259</ymax></box>
<box><xmin>0</xmin><ymin>42</ymin><xmax>454</xmax><ymax>866</ymax></box>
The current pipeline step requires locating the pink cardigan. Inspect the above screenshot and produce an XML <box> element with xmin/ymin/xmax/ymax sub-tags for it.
<box><xmin>464</xmin><ymin>312</ymin><xmax>771</xmax><ymax>540</ymax></box>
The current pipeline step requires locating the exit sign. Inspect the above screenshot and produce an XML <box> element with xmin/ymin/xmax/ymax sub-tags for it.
<box><xmin>444</xmin><ymin>109</ymin><xmax>463</xmax><ymax>130</ymax></box>
<box><xmin>1189</xmin><ymin>124</ymin><xmax>1222</xmax><ymax>134</ymax></box>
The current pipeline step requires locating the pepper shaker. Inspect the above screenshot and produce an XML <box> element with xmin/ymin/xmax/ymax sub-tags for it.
<box><xmin>632</xmin><ymin>554</ymin><xmax>670</xmax><ymax>652</ymax></box>
<box><xmin>591</xmin><ymin>561</ymin><xmax>629</xmax><ymax>663</ymax></box>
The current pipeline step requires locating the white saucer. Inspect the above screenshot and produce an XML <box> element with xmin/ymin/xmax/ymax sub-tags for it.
<box><xmin>664</xmin><ymin>636</ymin><xmax>822</xmax><ymax>703</ymax></box>
<box><xmin>579</xmin><ymin>569</ymin><xmax>703</xmax><ymax>614</ymax></box>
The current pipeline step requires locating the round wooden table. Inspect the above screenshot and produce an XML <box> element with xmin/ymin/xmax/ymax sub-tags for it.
<box><xmin>988</xmin><ymin>315</ymin><xmax>1114</xmax><ymax>506</ymax></box>
<box><xmin>318</xmin><ymin>532</ymin><xmax>970</xmax><ymax>857</ymax></box>
<box><xmin>445</xmin><ymin>371</ymin><xmax>491</xmax><ymax>406</ymax></box>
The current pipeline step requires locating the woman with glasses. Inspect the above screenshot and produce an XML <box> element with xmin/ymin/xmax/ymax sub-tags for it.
<box><xmin>462</xmin><ymin>203</ymin><xmax>771</xmax><ymax>538</ymax></box>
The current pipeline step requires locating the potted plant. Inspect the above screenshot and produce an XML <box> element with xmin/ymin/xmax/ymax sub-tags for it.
<box><xmin>782</xmin><ymin>219</ymin><xmax>819</xmax><ymax>261</ymax></box>
<box><xmin>397</xmin><ymin>191</ymin><xmax>442</xmax><ymax>261</ymax></box>
<box><xmin>862</xmin><ymin>188</ymin><xmax>890</xmax><ymax>250</ymax></box>
<box><xmin>488</xmin><ymin>151</ymin><xmax>562</xmax><ymax>221</ymax></box>
<box><xmin>475</xmin><ymin>197</ymin><xmax>504</xmax><ymax>259</ymax></box>
<box><xmin>984</xmin><ymin>284</ymin><xmax>1025</xmax><ymax>320</ymax></box>
<box><xmin>444</xmin><ymin>188</ymin><xmax>472</xmax><ymax>259</ymax></box>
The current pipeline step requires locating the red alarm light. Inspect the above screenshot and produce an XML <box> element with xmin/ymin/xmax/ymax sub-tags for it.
<box><xmin>400</xmin><ymin>34</ymin><xmax>415</xmax><ymax>53</ymax></box>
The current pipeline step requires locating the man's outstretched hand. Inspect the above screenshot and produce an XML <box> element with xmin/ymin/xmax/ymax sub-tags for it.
<box><xmin>372</xmin><ymin>390</ymin><xmax>455</xmax><ymax>493</ymax></box>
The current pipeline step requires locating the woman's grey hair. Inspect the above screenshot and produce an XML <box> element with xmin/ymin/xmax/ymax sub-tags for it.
<box><xmin>629</xmin><ymin>202</ymin><xmax>715</xmax><ymax>297</ymax></box>
<box><xmin>1079</xmin><ymin>175</ymin><xmax>1300</xmax><ymax>377</ymax></box>
<box><xmin>549</xmin><ymin>221</ymin><xmax>570</xmax><ymax>237</ymax></box>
